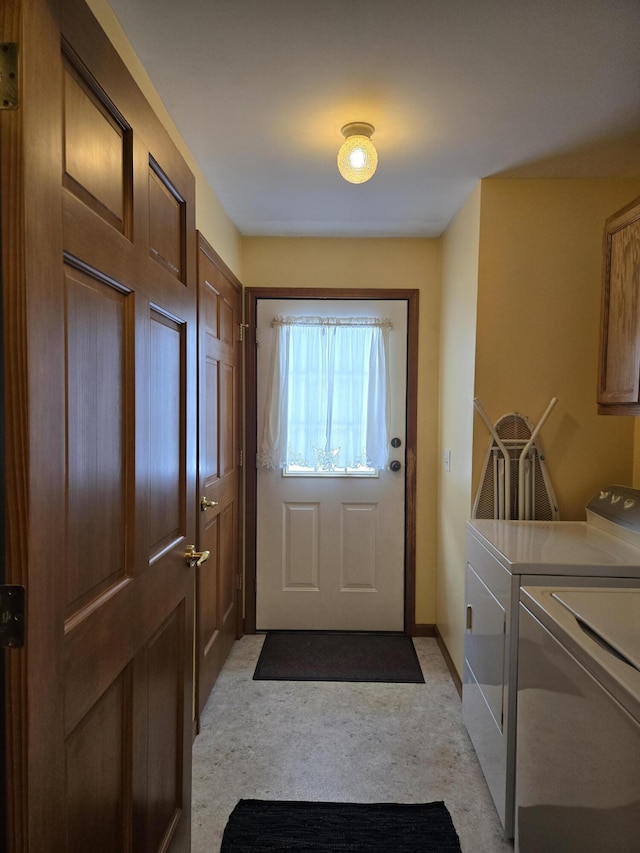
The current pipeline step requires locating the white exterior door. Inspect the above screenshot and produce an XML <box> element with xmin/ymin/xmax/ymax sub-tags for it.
<box><xmin>255</xmin><ymin>298</ymin><xmax>407</xmax><ymax>631</ymax></box>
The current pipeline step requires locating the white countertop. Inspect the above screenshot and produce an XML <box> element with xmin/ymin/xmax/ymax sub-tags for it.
<box><xmin>467</xmin><ymin>519</ymin><xmax>640</xmax><ymax>576</ymax></box>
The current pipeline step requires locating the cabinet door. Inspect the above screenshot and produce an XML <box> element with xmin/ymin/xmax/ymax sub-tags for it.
<box><xmin>598</xmin><ymin>197</ymin><xmax>640</xmax><ymax>410</ymax></box>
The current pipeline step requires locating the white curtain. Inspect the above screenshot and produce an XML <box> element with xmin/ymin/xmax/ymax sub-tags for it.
<box><xmin>258</xmin><ymin>316</ymin><xmax>391</xmax><ymax>471</ymax></box>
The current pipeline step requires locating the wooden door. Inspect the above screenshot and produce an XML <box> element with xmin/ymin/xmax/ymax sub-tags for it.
<box><xmin>196</xmin><ymin>235</ymin><xmax>242</xmax><ymax>718</ymax></box>
<box><xmin>2</xmin><ymin>1</ymin><xmax>197</xmax><ymax>850</ymax></box>
<box><xmin>255</xmin><ymin>298</ymin><xmax>408</xmax><ymax>631</ymax></box>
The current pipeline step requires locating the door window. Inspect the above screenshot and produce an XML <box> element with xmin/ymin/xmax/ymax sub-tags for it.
<box><xmin>258</xmin><ymin>315</ymin><xmax>391</xmax><ymax>476</ymax></box>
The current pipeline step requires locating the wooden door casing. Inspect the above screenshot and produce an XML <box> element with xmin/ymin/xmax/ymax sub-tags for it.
<box><xmin>2</xmin><ymin>1</ymin><xmax>197</xmax><ymax>850</ymax></box>
<box><xmin>244</xmin><ymin>287</ymin><xmax>419</xmax><ymax>636</ymax></box>
<box><xmin>196</xmin><ymin>235</ymin><xmax>243</xmax><ymax>719</ymax></box>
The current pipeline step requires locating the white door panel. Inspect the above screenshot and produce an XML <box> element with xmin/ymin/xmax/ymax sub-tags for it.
<box><xmin>256</xmin><ymin>299</ymin><xmax>407</xmax><ymax>630</ymax></box>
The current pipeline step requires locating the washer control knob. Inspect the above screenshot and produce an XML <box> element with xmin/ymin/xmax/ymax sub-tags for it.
<box><xmin>624</xmin><ymin>499</ymin><xmax>635</xmax><ymax>510</ymax></box>
<box><xmin>599</xmin><ymin>490</ymin><xmax>609</xmax><ymax>500</ymax></box>
<box><xmin>611</xmin><ymin>494</ymin><xmax>622</xmax><ymax>504</ymax></box>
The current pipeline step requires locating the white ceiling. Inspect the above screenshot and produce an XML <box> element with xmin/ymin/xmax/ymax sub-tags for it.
<box><xmin>106</xmin><ymin>0</ymin><xmax>640</xmax><ymax>238</ymax></box>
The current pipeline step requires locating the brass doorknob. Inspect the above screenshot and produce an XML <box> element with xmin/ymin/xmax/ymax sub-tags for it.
<box><xmin>184</xmin><ymin>545</ymin><xmax>210</xmax><ymax>566</ymax></box>
<box><xmin>200</xmin><ymin>496</ymin><xmax>219</xmax><ymax>511</ymax></box>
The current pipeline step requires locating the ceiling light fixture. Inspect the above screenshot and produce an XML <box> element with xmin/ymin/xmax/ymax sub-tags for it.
<box><xmin>337</xmin><ymin>122</ymin><xmax>378</xmax><ymax>184</ymax></box>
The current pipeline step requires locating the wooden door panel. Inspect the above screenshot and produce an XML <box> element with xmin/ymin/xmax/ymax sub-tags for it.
<box><xmin>63</xmin><ymin>52</ymin><xmax>131</xmax><ymax>233</ymax></box>
<box><xmin>219</xmin><ymin>290</ymin><xmax>235</xmax><ymax>345</ymax></box>
<box><xmin>197</xmin><ymin>503</ymin><xmax>236</xmax><ymax>712</ymax></box>
<box><xmin>201</xmin><ymin>358</ymin><xmax>239</xmax><ymax>483</ymax></box>
<box><xmin>197</xmin><ymin>501</ymin><xmax>237</xmax><ymax>677</ymax></box>
<box><xmin>148</xmin><ymin>158</ymin><xmax>186</xmax><ymax>282</ymax></box>
<box><xmin>203</xmin><ymin>355</ymin><xmax>220</xmax><ymax>480</ymax></box>
<box><xmin>199</xmin><ymin>515</ymin><xmax>220</xmax><ymax>646</ymax></box>
<box><xmin>149</xmin><ymin>309</ymin><xmax>186</xmax><ymax>558</ymax></box>
<box><xmin>140</xmin><ymin>606</ymin><xmax>186</xmax><ymax>853</ymax></box>
<box><xmin>202</xmin><ymin>277</ymin><xmax>220</xmax><ymax>337</ymax></box>
<box><xmin>65</xmin><ymin>263</ymin><xmax>130</xmax><ymax>616</ymax></box>
<box><xmin>65</xmin><ymin>668</ymin><xmax>130</xmax><ymax>853</ymax></box>
<box><xmin>220</xmin><ymin>361</ymin><xmax>236</xmax><ymax>475</ymax></box>
<box><xmin>219</xmin><ymin>503</ymin><xmax>238</xmax><ymax>622</ymax></box>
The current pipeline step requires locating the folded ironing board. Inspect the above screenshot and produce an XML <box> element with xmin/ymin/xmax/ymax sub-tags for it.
<box><xmin>472</xmin><ymin>398</ymin><xmax>560</xmax><ymax>521</ymax></box>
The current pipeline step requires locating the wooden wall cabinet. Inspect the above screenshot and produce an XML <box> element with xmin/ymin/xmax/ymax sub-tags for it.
<box><xmin>598</xmin><ymin>195</ymin><xmax>640</xmax><ymax>414</ymax></box>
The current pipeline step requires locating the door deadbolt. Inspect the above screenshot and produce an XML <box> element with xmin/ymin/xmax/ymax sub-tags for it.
<box><xmin>391</xmin><ymin>437</ymin><xmax>402</xmax><ymax>448</ymax></box>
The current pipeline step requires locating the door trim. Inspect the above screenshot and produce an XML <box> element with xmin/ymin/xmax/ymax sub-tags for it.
<box><xmin>244</xmin><ymin>287</ymin><xmax>419</xmax><ymax>635</ymax></box>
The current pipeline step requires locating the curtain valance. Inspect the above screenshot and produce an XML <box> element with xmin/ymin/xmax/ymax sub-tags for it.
<box><xmin>272</xmin><ymin>315</ymin><xmax>392</xmax><ymax>329</ymax></box>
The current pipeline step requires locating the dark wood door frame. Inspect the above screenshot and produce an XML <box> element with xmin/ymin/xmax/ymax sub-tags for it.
<box><xmin>244</xmin><ymin>287</ymin><xmax>419</xmax><ymax>636</ymax></box>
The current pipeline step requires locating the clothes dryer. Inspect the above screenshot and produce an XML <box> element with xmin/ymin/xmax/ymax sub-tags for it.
<box><xmin>515</xmin><ymin>586</ymin><xmax>640</xmax><ymax>852</ymax></box>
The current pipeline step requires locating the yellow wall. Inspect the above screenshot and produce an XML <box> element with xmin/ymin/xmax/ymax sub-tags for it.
<box><xmin>88</xmin><ymin>0</ymin><xmax>243</xmax><ymax>278</ymax></box>
<box><xmin>437</xmin><ymin>184</ymin><xmax>481</xmax><ymax>670</ymax></box>
<box><xmin>242</xmin><ymin>237</ymin><xmax>442</xmax><ymax>624</ymax></box>
<box><xmin>474</xmin><ymin>179</ymin><xmax>640</xmax><ymax>520</ymax></box>
<box><xmin>438</xmin><ymin>177</ymin><xmax>640</xmax><ymax>677</ymax></box>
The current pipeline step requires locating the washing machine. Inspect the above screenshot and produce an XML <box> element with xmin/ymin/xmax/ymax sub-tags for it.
<box><xmin>516</xmin><ymin>585</ymin><xmax>640</xmax><ymax>852</ymax></box>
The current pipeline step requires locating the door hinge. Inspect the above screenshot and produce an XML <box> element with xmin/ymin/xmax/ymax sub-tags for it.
<box><xmin>239</xmin><ymin>449</ymin><xmax>244</xmax><ymax>468</ymax></box>
<box><xmin>1</xmin><ymin>585</ymin><xmax>25</xmax><ymax>648</ymax></box>
<box><xmin>236</xmin><ymin>572</ymin><xmax>243</xmax><ymax>591</ymax></box>
<box><xmin>238</xmin><ymin>323</ymin><xmax>249</xmax><ymax>342</ymax></box>
<box><xmin>0</xmin><ymin>44</ymin><xmax>19</xmax><ymax>110</ymax></box>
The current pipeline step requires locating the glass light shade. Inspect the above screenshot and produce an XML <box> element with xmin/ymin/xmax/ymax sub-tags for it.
<box><xmin>337</xmin><ymin>127</ymin><xmax>378</xmax><ymax>184</ymax></box>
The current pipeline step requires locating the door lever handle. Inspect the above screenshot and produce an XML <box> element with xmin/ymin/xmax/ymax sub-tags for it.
<box><xmin>184</xmin><ymin>545</ymin><xmax>210</xmax><ymax>567</ymax></box>
<box><xmin>200</xmin><ymin>496</ymin><xmax>219</xmax><ymax>511</ymax></box>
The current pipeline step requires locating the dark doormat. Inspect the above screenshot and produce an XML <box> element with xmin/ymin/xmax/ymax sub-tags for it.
<box><xmin>220</xmin><ymin>799</ymin><xmax>462</xmax><ymax>852</ymax></box>
<box><xmin>253</xmin><ymin>631</ymin><xmax>425</xmax><ymax>683</ymax></box>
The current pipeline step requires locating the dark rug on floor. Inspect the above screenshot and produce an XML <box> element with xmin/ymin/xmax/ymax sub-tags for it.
<box><xmin>220</xmin><ymin>799</ymin><xmax>462</xmax><ymax>852</ymax></box>
<box><xmin>252</xmin><ymin>631</ymin><xmax>425</xmax><ymax>683</ymax></box>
